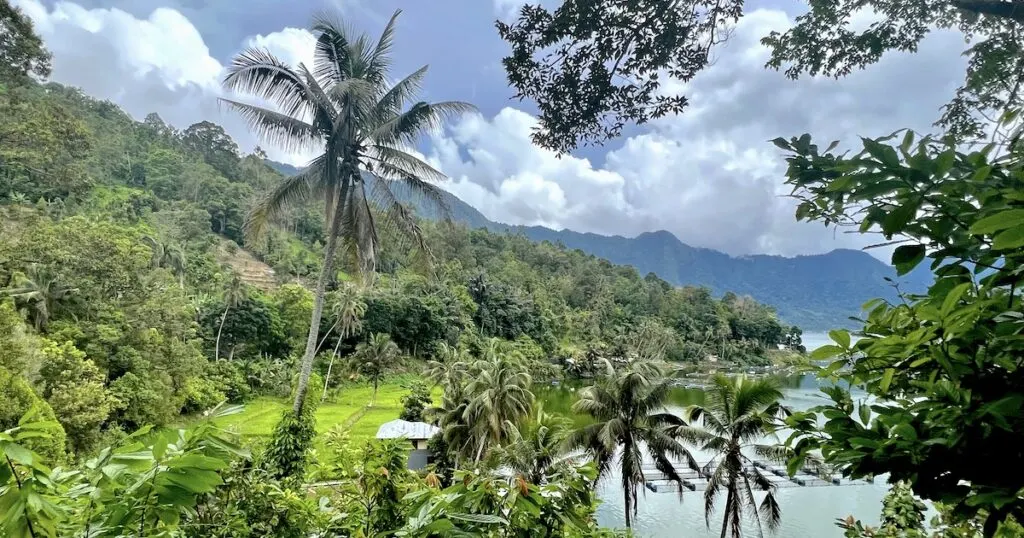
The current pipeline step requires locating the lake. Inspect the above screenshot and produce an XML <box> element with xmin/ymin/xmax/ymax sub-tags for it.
<box><xmin>536</xmin><ymin>362</ymin><xmax>890</xmax><ymax>537</ymax></box>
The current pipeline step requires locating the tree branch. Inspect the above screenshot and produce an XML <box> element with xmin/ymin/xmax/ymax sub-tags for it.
<box><xmin>952</xmin><ymin>0</ymin><xmax>1024</xmax><ymax>23</ymax></box>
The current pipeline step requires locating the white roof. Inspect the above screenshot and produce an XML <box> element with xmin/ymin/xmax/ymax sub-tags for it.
<box><xmin>376</xmin><ymin>419</ymin><xmax>440</xmax><ymax>440</ymax></box>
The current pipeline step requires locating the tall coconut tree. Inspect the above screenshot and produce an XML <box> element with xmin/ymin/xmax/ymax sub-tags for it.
<box><xmin>222</xmin><ymin>9</ymin><xmax>474</xmax><ymax>415</ymax></box>
<box><xmin>215</xmin><ymin>274</ymin><xmax>248</xmax><ymax>361</ymax></box>
<box><xmin>322</xmin><ymin>283</ymin><xmax>366</xmax><ymax>399</ymax></box>
<box><xmin>463</xmin><ymin>339</ymin><xmax>534</xmax><ymax>463</ymax></box>
<box><xmin>348</xmin><ymin>332</ymin><xmax>400</xmax><ymax>406</ymax></box>
<box><xmin>670</xmin><ymin>375</ymin><xmax>789</xmax><ymax>538</ymax></box>
<box><xmin>3</xmin><ymin>264</ymin><xmax>77</xmax><ymax>331</ymax></box>
<box><xmin>568</xmin><ymin>366</ymin><xmax>696</xmax><ymax>530</ymax></box>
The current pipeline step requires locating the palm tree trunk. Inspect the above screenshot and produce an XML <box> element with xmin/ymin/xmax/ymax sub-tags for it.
<box><xmin>720</xmin><ymin>486</ymin><xmax>734</xmax><ymax>538</ymax></box>
<box><xmin>293</xmin><ymin>176</ymin><xmax>348</xmax><ymax>415</ymax></box>
<box><xmin>215</xmin><ymin>306</ymin><xmax>229</xmax><ymax>361</ymax></box>
<box><xmin>623</xmin><ymin>486</ymin><xmax>632</xmax><ymax>529</ymax></box>
<box><xmin>322</xmin><ymin>335</ymin><xmax>344</xmax><ymax>402</ymax></box>
<box><xmin>372</xmin><ymin>378</ymin><xmax>379</xmax><ymax>406</ymax></box>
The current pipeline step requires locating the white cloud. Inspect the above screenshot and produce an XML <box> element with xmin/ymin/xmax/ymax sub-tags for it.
<box><xmin>13</xmin><ymin>0</ymin><xmax>318</xmax><ymax>166</ymax></box>
<box><xmin>430</xmin><ymin>8</ymin><xmax>968</xmax><ymax>257</ymax></box>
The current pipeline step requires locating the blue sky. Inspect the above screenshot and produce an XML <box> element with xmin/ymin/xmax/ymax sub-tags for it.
<box><xmin>16</xmin><ymin>0</ymin><xmax>970</xmax><ymax>258</ymax></box>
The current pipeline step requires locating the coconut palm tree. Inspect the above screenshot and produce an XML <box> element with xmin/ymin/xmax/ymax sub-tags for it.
<box><xmin>670</xmin><ymin>375</ymin><xmax>789</xmax><ymax>538</ymax></box>
<box><xmin>3</xmin><ymin>264</ymin><xmax>77</xmax><ymax>331</ymax></box>
<box><xmin>425</xmin><ymin>342</ymin><xmax>469</xmax><ymax>392</ymax></box>
<box><xmin>497</xmin><ymin>404</ymin><xmax>575</xmax><ymax>485</ymax></box>
<box><xmin>463</xmin><ymin>340</ymin><xmax>534</xmax><ymax>463</ymax></box>
<box><xmin>221</xmin><ymin>10</ymin><xmax>474</xmax><ymax>416</ymax></box>
<box><xmin>215</xmin><ymin>274</ymin><xmax>248</xmax><ymax>361</ymax></box>
<box><xmin>569</xmin><ymin>365</ymin><xmax>696</xmax><ymax>530</ymax></box>
<box><xmin>143</xmin><ymin>235</ymin><xmax>187</xmax><ymax>288</ymax></box>
<box><xmin>322</xmin><ymin>283</ymin><xmax>366</xmax><ymax>399</ymax></box>
<box><xmin>426</xmin><ymin>384</ymin><xmax>474</xmax><ymax>465</ymax></box>
<box><xmin>348</xmin><ymin>332</ymin><xmax>400</xmax><ymax>406</ymax></box>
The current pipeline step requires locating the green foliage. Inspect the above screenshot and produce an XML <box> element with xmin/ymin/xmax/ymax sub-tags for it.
<box><xmin>777</xmin><ymin>125</ymin><xmax>1024</xmax><ymax>532</ymax></box>
<box><xmin>0</xmin><ymin>368</ymin><xmax>66</xmax><ymax>463</ymax></box>
<box><xmin>399</xmin><ymin>381</ymin><xmax>432</xmax><ymax>422</ymax></box>
<box><xmin>37</xmin><ymin>339</ymin><xmax>115</xmax><ymax>454</ymax></box>
<box><xmin>398</xmin><ymin>463</ymin><xmax>616</xmax><ymax>537</ymax></box>
<box><xmin>334</xmin><ymin>440</ymin><xmax>415</xmax><ymax>537</ymax></box>
<box><xmin>108</xmin><ymin>371</ymin><xmax>178</xmax><ymax>430</ymax></box>
<box><xmin>0</xmin><ymin>0</ymin><xmax>51</xmax><ymax>82</ymax></box>
<box><xmin>260</xmin><ymin>373</ymin><xmax>322</xmax><ymax>481</ymax></box>
<box><xmin>496</xmin><ymin>0</ymin><xmax>741</xmax><ymax>153</ymax></box>
<box><xmin>0</xmin><ymin>407</ymin><xmax>248</xmax><ymax>538</ymax></box>
<box><xmin>763</xmin><ymin>0</ymin><xmax>1024</xmax><ymax>141</ymax></box>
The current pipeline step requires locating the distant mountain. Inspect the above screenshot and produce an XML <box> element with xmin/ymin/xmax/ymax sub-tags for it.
<box><xmin>264</xmin><ymin>160</ymin><xmax>930</xmax><ymax>330</ymax></box>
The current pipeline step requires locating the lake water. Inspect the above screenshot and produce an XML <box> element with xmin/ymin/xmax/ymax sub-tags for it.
<box><xmin>537</xmin><ymin>355</ymin><xmax>890</xmax><ymax>538</ymax></box>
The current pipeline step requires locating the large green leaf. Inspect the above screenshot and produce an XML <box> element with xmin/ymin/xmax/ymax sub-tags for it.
<box><xmin>891</xmin><ymin>244</ymin><xmax>925</xmax><ymax>275</ymax></box>
<box><xmin>993</xmin><ymin>224</ymin><xmax>1024</xmax><ymax>250</ymax></box>
<box><xmin>969</xmin><ymin>209</ymin><xmax>1024</xmax><ymax>235</ymax></box>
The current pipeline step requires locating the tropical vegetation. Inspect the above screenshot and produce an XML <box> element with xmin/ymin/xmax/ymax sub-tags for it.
<box><xmin>3</xmin><ymin>0</ymin><xmax>1024</xmax><ymax>536</ymax></box>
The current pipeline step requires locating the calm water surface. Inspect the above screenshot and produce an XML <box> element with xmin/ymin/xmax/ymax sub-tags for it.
<box><xmin>537</xmin><ymin>337</ymin><xmax>888</xmax><ymax>538</ymax></box>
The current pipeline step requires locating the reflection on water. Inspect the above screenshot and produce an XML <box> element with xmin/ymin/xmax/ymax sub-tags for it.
<box><xmin>536</xmin><ymin>372</ymin><xmax>887</xmax><ymax>538</ymax></box>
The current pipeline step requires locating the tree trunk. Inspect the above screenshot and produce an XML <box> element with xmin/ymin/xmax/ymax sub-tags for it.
<box><xmin>623</xmin><ymin>485</ymin><xmax>632</xmax><ymax>529</ymax></box>
<box><xmin>293</xmin><ymin>176</ymin><xmax>348</xmax><ymax>416</ymax></box>
<box><xmin>372</xmin><ymin>378</ymin><xmax>379</xmax><ymax>407</ymax></box>
<box><xmin>322</xmin><ymin>335</ymin><xmax>344</xmax><ymax>402</ymax></box>
<box><xmin>720</xmin><ymin>486</ymin><xmax>734</xmax><ymax>538</ymax></box>
<box><xmin>215</xmin><ymin>306</ymin><xmax>229</xmax><ymax>361</ymax></box>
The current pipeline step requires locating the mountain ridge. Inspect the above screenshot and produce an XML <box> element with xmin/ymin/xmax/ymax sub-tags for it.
<box><xmin>264</xmin><ymin>160</ymin><xmax>930</xmax><ymax>330</ymax></box>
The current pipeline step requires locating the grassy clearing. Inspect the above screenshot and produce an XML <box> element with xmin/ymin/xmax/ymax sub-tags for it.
<box><xmin>210</xmin><ymin>379</ymin><xmax>439</xmax><ymax>445</ymax></box>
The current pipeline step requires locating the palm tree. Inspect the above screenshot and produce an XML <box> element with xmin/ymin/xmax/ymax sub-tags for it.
<box><xmin>497</xmin><ymin>404</ymin><xmax>575</xmax><ymax>485</ymax></box>
<box><xmin>222</xmin><ymin>10</ymin><xmax>474</xmax><ymax>416</ymax></box>
<box><xmin>143</xmin><ymin>235</ymin><xmax>187</xmax><ymax>288</ymax></box>
<box><xmin>569</xmin><ymin>366</ymin><xmax>696</xmax><ymax>530</ymax></box>
<box><xmin>463</xmin><ymin>340</ymin><xmax>534</xmax><ymax>463</ymax></box>
<box><xmin>3</xmin><ymin>264</ymin><xmax>77</xmax><ymax>331</ymax></box>
<box><xmin>425</xmin><ymin>342</ymin><xmax>468</xmax><ymax>392</ymax></box>
<box><xmin>670</xmin><ymin>375</ymin><xmax>789</xmax><ymax>538</ymax></box>
<box><xmin>426</xmin><ymin>384</ymin><xmax>474</xmax><ymax>465</ymax></box>
<box><xmin>348</xmin><ymin>332</ymin><xmax>400</xmax><ymax>405</ymax></box>
<box><xmin>322</xmin><ymin>283</ymin><xmax>367</xmax><ymax>399</ymax></box>
<box><xmin>215</xmin><ymin>274</ymin><xmax>248</xmax><ymax>361</ymax></box>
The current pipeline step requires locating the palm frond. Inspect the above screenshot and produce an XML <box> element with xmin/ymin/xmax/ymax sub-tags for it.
<box><xmin>369</xmin><ymin>101</ymin><xmax>477</xmax><ymax>147</ymax></box>
<box><xmin>245</xmin><ymin>155</ymin><xmax>327</xmax><ymax>243</ymax></box>
<box><xmin>311</xmin><ymin>11</ymin><xmax>352</xmax><ymax>85</ymax></box>
<box><xmin>222</xmin><ymin>47</ymin><xmax>314</xmax><ymax>120</ymax></box>
<box><xmin>374</xmin><ymin>64</ymin><xmax>428</xmax><ymax>118</ymax></box>
<box><xmin>219</xmin><ymin>99</ymin><xmax>319</xmax><ymax>153</ymax></box>
<box><xmin>368</xmin><ymin>10</ymin><xmax>401</xmax><ymax>79</ymax></box>
<box><xmin>297</xmin><ymin>63</ymin><xmax>339</xmax><ymax>133</ymax></box>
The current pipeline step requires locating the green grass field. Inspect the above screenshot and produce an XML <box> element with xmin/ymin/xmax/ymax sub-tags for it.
<box><xmin>209</xmin><ymin>380</ymin><xmax>439</xmax><ymax>445</ymax></box>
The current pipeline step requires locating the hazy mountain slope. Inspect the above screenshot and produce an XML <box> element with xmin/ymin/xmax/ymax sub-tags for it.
<box><xmin>265</xmin><ymin>160</ymin><xmax>929</xmax><ymax>329</ymax></box>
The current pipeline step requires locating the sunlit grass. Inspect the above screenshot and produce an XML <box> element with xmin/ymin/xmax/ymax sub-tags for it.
<box><xmin>208</xmin><ymin>378</ymin><xmax>440</xmax><ymax>445</ymax></box>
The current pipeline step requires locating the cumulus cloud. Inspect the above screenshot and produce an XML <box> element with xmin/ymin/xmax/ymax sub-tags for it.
<box><xmin>430</xmin><ymin>8</ymin><xmax>968</xmax><ymax>256</ymax></box>
<box><xmin>13</xmin><ymin>0</ymin><xmax>318</xmax><ymax>166</ymax></box>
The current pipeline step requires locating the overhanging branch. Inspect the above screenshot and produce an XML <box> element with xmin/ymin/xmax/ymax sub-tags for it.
<box><xmin>952</xmin><ymin>0</ymin><xmax>1024</xmax><ymax>23</ymax></box>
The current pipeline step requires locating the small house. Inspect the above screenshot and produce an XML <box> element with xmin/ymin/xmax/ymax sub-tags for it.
<box><xmin>376</xmin><ymin>419</ymin><xmax>441</xmax><ymax>470</ymax></box>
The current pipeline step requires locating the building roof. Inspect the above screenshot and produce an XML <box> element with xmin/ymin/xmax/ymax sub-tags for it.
<box><xmin>376</xmin><ymin>419</ymin><xmax>440</xmax><ymax>441</ymax></box>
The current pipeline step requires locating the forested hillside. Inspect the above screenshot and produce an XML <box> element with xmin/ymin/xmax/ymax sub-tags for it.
<box><xmin>0</xmin><ymin>77</ymin><xmax>796</xmax><ymax>456</ymax></box>
<box><xmin>268</xmin><ymin>161</ymin><xmax>930</xmax><ymax>330</ymax></box>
